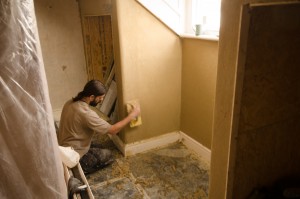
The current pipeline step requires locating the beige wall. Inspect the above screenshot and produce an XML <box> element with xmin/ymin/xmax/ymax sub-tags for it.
<box><xmin>210</xmin><ymin>0</ymin><xmax>300</xmax><ymax>198</ymax></box>
<box><xmin>181</xmin><ymin>38</ymin><xmax>218</xmax><ymax>149</ymax></box>
<box><xmin>209</xmin><ymin>0</ymin><xmax>241</xmax><ymax>197</ymax></box>
<box><xmin>113</xmin><ymin>0</ymin><xmax>182</xmax><ymax>143</ymax></box>
<box><xmin>34</xmin><ymin>0</ymin><xmax>87</xmax><ymax>111</ymax></box>
<box><xmin>35</xmin><ymin>0</ymin><xmax>218</xmax><ymax>147</ymax></box>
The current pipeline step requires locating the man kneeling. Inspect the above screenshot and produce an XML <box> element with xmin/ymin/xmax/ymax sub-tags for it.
<box><xmin>58</xmin><ymin>80</ymin><xmax>140</xmax><ymax>174</ymax></box>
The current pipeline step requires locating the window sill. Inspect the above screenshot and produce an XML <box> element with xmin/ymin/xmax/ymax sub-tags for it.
<box><xmin>180</xmin><ymin>33</ymin><xmax>219</xmax><ymax>41</ymax></box>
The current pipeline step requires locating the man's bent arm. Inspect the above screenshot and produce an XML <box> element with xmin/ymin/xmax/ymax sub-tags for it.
<box><xmin>107</xmin><ymin>106</ymin><xmax>140</xmax><ymax>135</ymax></box>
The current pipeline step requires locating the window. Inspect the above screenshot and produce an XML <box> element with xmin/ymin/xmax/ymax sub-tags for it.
<box><xmin>137</xmin><ymin>0</ymin><xmax>220</xmax><ymax>37</ymax></box>
<box><xmin>191</xmin><ymin>0</ymin><xmax>221</xmax><ymax>36</ymax></box>
<box><xmin>137</xmin><ymin>0</ymin><xmax>183</xmax><ymax>33</ymax></box>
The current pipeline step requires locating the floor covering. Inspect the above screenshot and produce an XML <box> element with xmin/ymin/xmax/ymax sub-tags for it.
<box><xmin>86</xmin><ymin>135</ymin><xmax>210</xmax><ymax>199</ymax></box>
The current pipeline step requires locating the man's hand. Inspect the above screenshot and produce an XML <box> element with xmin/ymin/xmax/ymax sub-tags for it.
<box><xmin>129</xmin><ymin>104</ymin><xmax>141</xmax><ymax>120</ymax></box>
<box><xmin>108</xmin><ymin>104</ymin><xmax>141</xmax><ymax>135</ymax></box>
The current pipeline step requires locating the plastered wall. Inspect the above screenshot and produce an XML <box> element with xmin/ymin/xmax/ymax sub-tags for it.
<box><xmin>35</xmin><ymin>0</ymin><xmax>217</xmax><ymax>149</ymax></box>
<box><xmin>209</xmin><ymin>1</ymin><xmax>300</xmax><ymax>198</ymax></box>
<box><xmin>181</xmin><ymin>38</ymin><xmax>218</xmax><ymax>149</ymax></box>
<box><xmin>34</xmin><ymin>0</ymin><xmax>87</xmax><ymax>112</ymax></box>
<box><xmin>112</xmin><ymin>0</ymin><xmax>182</xmax><ymax>143</ymax></box>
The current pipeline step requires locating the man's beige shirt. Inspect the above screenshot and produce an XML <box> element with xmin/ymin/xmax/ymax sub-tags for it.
<box><xmin>58</xmin><ymin>100</ymin><xmax>112</xmax><ymax>157</ymax></box>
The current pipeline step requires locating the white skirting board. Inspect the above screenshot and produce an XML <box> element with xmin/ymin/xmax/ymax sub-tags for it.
<box><xmin>179</xmin><ymin>131</ymin><xmax>211</xmax><ymax>163</ymax></box>
<box><xmin>108</xmin><ymin>132</ymin><xmax>180</xmax><ymax>157</ymax></box>
<box><xmin>109</xmin><ymin>131</ymin><xmax>211</xmax><ymax>163</ymax></box>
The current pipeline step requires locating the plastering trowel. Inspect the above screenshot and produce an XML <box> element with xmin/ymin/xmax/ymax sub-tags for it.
<box><xmin>126</xmin><ymin>100</ymin><xmax>142</xmax><ymax>127</ymax></box>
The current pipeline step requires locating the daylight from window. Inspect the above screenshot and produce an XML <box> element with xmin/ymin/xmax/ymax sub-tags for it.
<box><xmin>137</xmin><ymin>0</ymin><xmax>221</xmax><ymax>37</ymax></box>
<box><xmin>191</xmin><ymin>0</ymin><xmax>220</xmax><ymax>36</ymax></box>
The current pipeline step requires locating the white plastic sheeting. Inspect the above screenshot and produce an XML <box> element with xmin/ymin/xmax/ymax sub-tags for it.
<box><xmin>0</xmin><ymin>1</ymin><xmax>67</xmax><ymax>198</ymax></box>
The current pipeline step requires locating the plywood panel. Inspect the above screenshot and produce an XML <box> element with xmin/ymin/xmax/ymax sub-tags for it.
<box><xmin>79</xmin><ymin>0</ymin><xmax>112</xmax><ymax>16</ymax></box>
<box><xmin>232</xmin><ymin>3</ymin><xmax>300</xmax><ymax>198</ymax></box>
<box><xmin>82</xmin><ymin>16</ymin><xmax>114</xmax><ymax>81</ymax></box>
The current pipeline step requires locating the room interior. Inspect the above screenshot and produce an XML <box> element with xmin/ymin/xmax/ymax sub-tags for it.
<box><xmin>2</xmin><ymin>0</ymin><xmax>297</xmax><ymax>198</ymax></box>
